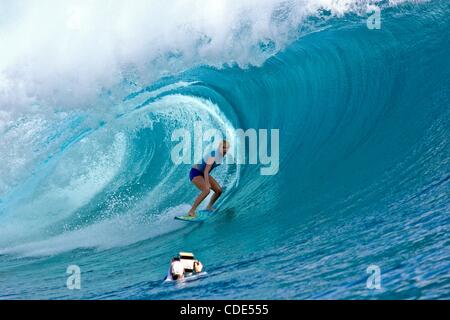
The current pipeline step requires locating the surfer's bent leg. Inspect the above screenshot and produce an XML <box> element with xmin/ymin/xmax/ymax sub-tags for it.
<box><xmin>206</xmin><ymin>175</ymin><xmax>222</xmax><ymax>211</ymax></box>
<box><xmin>188</xmin><ymin>176</ymin><xmax>210</xmax><ymax>217</ymax></box>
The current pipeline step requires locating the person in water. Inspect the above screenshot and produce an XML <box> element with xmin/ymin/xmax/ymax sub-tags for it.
<box><xmin>169</xmin><ymin>257</ymin><xmax>185</xmax><ymax>281</ymax></box>
<box><xmin>166</xmin><ymin>256</ymin><xmax>204</xmax><ymax>281</ymax></box>
<box><xmin>188</xmin><ymin>140</ymin><xmax>230</xmax><ymax>217</ymax></box>
<box><xmin>193</xmin><ymin>260</ymin><xmax>203</xmax><ymax>273</ymax></box>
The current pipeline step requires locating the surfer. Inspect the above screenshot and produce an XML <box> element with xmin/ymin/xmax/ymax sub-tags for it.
<box><xmin>188</xmin><ymin>140</ymin><xmax>230</xmax><ymax>217</ymax></box>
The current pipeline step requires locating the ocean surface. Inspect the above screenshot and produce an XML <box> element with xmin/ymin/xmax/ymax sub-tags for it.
<box><xmin>0</xmin><ymin>0</ymin><xmax>449</xmax><ymax>299</ymax></box>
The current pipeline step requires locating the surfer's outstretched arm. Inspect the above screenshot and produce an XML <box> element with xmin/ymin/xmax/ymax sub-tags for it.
<box><xmin>203</xmin><ymin>162</ymin><xmax>212</xmax><ymax>191</ymax></box>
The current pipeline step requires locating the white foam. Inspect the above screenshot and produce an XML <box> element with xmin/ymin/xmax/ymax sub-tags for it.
<box><xmin>0</xmin><ymin>130</ymin><xmax>127</xmax><ymax>244</ymax></box>
<box><xmin>0</xmin><ymin>204</ymin><xmax>191</xmax><ymax>257</ymax></box>
<box><xmin>0</xmin><ymin>0</ymin><xmax>410</xmax><ymax>116</ymax></box>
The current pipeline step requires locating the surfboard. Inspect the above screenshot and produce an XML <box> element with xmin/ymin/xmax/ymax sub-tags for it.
<box><xmin>174</xmin><ymin>210</ymin><xmax>214</xmax><ymax>223</ymax></box>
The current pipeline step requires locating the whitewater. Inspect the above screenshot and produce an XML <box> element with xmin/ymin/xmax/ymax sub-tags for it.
<box><xmin>0</xmin><ymin>0</ymin><xmax>449</xmax><ymax>299</ymax></box>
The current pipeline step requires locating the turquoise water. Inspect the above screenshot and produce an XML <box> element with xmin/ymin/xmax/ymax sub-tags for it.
<box><xmin>0</xmin><ymin>1</ymin><xmax>449</xmax><ymax>299</ymax></box>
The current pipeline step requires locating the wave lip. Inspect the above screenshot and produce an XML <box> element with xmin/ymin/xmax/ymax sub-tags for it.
<box><xmin>0</xmin><ymin>0</ymin><xmax>412</xmax><ymax>113</ymax></box>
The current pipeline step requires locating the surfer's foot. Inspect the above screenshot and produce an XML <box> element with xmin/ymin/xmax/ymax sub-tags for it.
<box><xmin>206</xmin><ymin>206</ymin><xmax>217</xmax><ymax>212</ymax></box>
<box><xmin>188</xmin><ymin>210</ymin><xmax>197</xmax><ymax>217</ymax></box>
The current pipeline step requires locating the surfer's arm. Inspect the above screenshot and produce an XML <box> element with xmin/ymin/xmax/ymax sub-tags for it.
<box><xmin>203</xmin><ymin>157</ymin><xmax>215</xmax><ymax>189</ymax></box>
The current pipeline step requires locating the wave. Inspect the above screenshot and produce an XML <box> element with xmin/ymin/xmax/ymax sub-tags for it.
<box><xmin>0</xmin><ymin>0</ymin><xmax>448</xmax><ymax>299</ymax></box>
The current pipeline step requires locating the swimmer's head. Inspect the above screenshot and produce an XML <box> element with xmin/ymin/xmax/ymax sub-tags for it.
<box><xmin>219</xmin><ymin>140</ymin><xmax>230</xmax><ymax>156</ymax></box>
<box><xmin>194</xmin><ymin>260</ymin><xmax>203</xmax><ymax>273</ymax></box>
